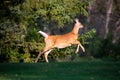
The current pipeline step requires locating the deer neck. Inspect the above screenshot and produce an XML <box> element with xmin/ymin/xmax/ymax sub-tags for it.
<box><xmin>72</xmin><ymin>25</ymin><xmax>80</xmax><ymax>34</ymax></box>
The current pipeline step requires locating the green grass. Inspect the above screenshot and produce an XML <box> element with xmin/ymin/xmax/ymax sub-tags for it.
<box><xmin>0</xmin><ymin>61</ymin><xmax>120</xmax><ymax>80</ymax></box>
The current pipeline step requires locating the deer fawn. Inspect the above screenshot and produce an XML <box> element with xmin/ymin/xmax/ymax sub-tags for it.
<box><xmin>35</xmin><ymin>19</ymin><xmax>85</xmax><ymax>63</ymax></box>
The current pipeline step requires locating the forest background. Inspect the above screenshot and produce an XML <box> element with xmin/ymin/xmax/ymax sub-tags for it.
<box><xmin>0</xmin><ymin>0</ymin><xmax>120</xmax><ymax>62</ymax></box>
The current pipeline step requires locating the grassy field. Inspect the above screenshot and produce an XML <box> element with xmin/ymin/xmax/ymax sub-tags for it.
<box><xmin>0</xmin><ymin>61</ymin><xmax>120</xmax><ymax>80</ymax></box>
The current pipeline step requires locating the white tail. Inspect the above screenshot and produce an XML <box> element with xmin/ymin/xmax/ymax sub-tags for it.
<box><xmin>35</xmin><ymin>18</ymin><xmax>85</xmax><ymax>63</ymax></box>
<box><xmin>38</xmin><ymin>31</ymin><xmax>48</xmax><ymax>38</ymax></box>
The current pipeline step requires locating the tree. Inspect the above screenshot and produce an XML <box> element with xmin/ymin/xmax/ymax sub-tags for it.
<box><xmin>104</xmin><ymin>0</ymin><xmax>113</xmax><ymax>39</ymax></box>
<box><xmin>0</xmin><ymin>0</ymin><xmax>90</xmax><ymax>62</ymax></box>
<box><xmin>87</xmin><ymin>0</ymin><xmax>120</xmax><ymax>60</ymax></box>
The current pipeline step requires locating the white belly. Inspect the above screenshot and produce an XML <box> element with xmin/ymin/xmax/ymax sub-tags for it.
<box><xmin>55</xmin><ymin>43</ymin><xmax>71</xmax><ymax>48</ymax></box>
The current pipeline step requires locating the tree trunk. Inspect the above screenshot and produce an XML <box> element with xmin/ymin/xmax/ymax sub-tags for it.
<box><xmin>104</xmin><ymin>0</ymin><xmax>113</xmax><ymax>39</ymax></box>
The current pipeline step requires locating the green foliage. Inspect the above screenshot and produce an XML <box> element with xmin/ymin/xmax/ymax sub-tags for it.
<box><xmin>9</xmin><ymin>50</ymin><xmax>20</xmax><ymax>62</ymax></box>
<box><xmin>0</xmin><ymin>0</ymin><xmax>91</xmax><ymax>62</ymax></box>
<box><xmin>79</xmin><ymin>29</ymin><xmax>96</xmax><ymax>45</ymax></box>
<box><xmin>86</xmin><ymin>29</ymin><xmax>120</xmax><ymax>60</ymax></box>
<box><xmin>21</xmin><ymin>0</ymin><xmax>89</xmax><ymax>27</ymax></box>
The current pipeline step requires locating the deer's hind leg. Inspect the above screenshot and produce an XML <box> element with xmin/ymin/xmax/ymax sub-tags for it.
<box><xmin>44</xmin><ymin>49</ymin><xmax>53</xmax><ymax>63</ymax></box>
<box><xmin>35</xmin><ymin>49</ymin><xmax>45</xmax><ymax>63</ymax></box>
<box><xmin>35</xmin><ymin>46</ymin><xmax>52</xmax><ymax>63</ymax></box>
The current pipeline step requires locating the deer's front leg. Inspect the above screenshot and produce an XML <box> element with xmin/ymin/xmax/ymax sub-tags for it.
<box><xmin>75</xmin><ymin>43</ymin><xmax>85</xmax><ymax>53</ymax></box>
<box><xmin>75</xmin><ymin>44</ymin><xmax>80</xmax><ymax>53</ymax></box>
<box><xmin>79</xmin><ymin>43</ymin><xmax>85</xmax><ymax>52</ymax></box>
<box><xmin>72</xmin><ymin>40</ymin><xmax>85</xmax><ymax>53</ymax></box>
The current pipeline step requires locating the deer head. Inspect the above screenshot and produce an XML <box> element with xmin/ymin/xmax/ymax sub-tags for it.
<box><xmin>75</xmin><ymin>18</ymin><xmax>83</xmax><ymax>28</ymax></box>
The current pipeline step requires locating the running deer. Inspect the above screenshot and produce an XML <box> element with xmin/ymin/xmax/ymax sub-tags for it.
<box><xmin>35</xmin><ymin>19</ymin><xmax>85</xmax><ymax>63</ymax></box>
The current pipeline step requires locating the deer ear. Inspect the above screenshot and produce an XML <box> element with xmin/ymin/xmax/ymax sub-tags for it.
<box><xmin>74</xmin><ymin>18</ymin><xmax>79</xmax><ymax>23</ymax></box>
